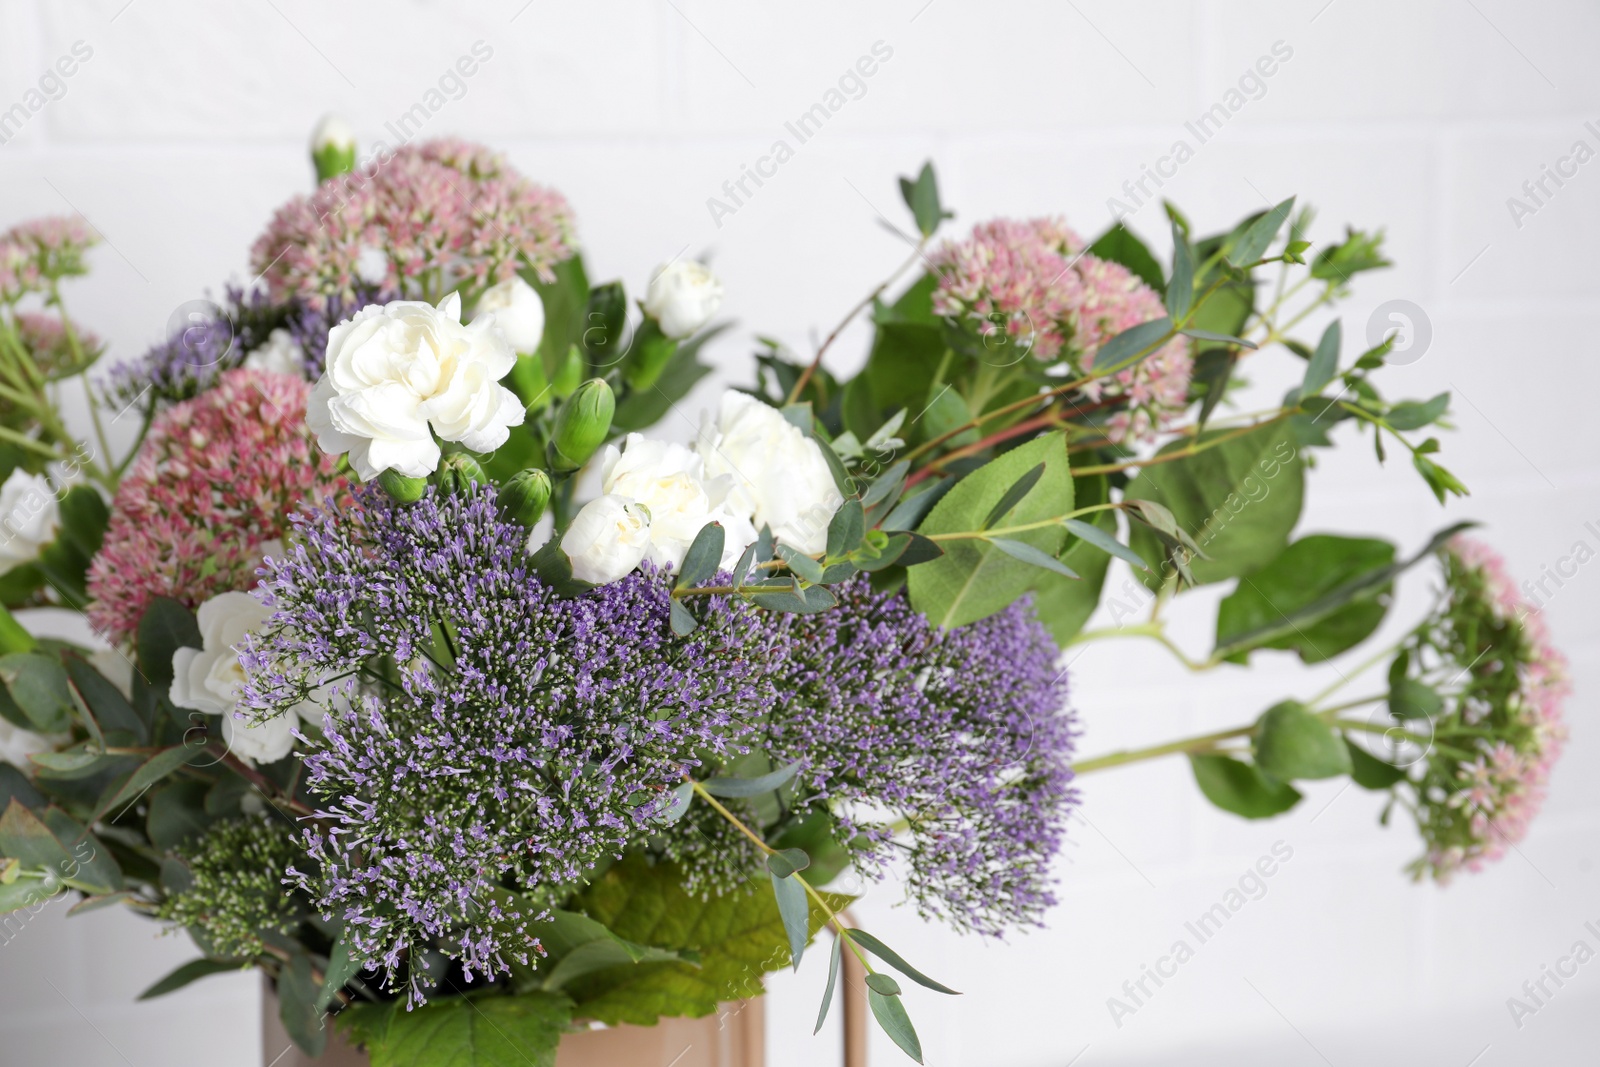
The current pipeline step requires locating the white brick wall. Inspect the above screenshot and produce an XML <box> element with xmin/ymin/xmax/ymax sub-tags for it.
<box><xmin>1</xmin><ymin>1</ymin><xmax>1596</xmax><ymax>1063</ymax></box>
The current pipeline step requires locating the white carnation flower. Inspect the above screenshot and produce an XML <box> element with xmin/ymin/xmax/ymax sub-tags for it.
<box><xmin>560</xmin><ymin>494</ymin><xmax>653</xmax><ymax>586</ymax></box>
<box><xmin>242</xmin><ymin>328</ymin><xmax>306</xmax><ymax>378</ymax></box>
<box><xmin>306</xmin><ymin>292</ymin><xmax>524</xmax><ymax>481</ymax></box>
<box><xmin>696</xmin><ymin>391</ymin><xmax>842</xmax><ymax>556</ymax></box>
<box><xmin>599</xmin><ymin>433</ymin><xmax>755</xmax><ymax>573</ymax></box>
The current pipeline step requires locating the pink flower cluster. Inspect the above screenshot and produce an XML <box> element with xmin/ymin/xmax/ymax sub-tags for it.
<box><xmin>86</xmin><ymin>368</ymin><xmax>345</xmax><ymax>643</ymax></box>
<box><xmin>12</xmin><ymin>312</ymin><xmax>102</xmax><ymax>375</ymax></box>
<box><xmin>0</xmin><ymin>215</ymin><xmax>96</xmax><ymax>301</ymax></box>
<box><xmin>930</xmin><ymin>217</ymin><xmax>1193</xmax><ymax>441</ymax></box>
<box><xmin>1422</xmin><ymin>537</ymin><xmax>1569</xmax><ymax>883</ymax></box>
<box><xmin>250</xmin><ymin>139</ymin><xmax>576</xmax><ymax>308</ymax></box>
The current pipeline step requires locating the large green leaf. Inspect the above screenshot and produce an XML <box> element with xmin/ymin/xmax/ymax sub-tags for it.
<box><xmin>1124</xmin><ymin>420</ymin><xmax>1303</xmax><ymax>588</ymax></box>
<box><xmin>611</xmin><ymin>323</ymin><xmax>728</xmax><ymax>435</ymax></box>
<box><xmin>0</xmin><ymin>652</ymin><xmax>74</xmax><ymax>733</ymax></box>
<box><xmin>1214</xmin><ymin>535</ymin><xmax>1396</xmax><ymax>664</ymax></box>
<box><xmin>563</xmin><ymin>853</ymin><xmax>846</xmax><ymax>1027</ymax></box>
<box><xmin>1087</xmin><ymin>223</ymin><xmax>1165</xmax><ymax>293</ymax></box>
<box><xmin>1253</xmin><ymin>701</ymin><xmax>1352</xmax><ymax>781</ymax></box>
<box><xmin>908</xmin><ymin>433</ymin><xmax>1074</xmax><ymax>628</ymax></box>
<box><xmin>1189</xmin><ymin>754</ymin><xmax>1302</xmax><ymax>819</ymax></box>
<box><xmin>344</xmin><ymin>992</ymin><xmax>571</xmax><ymax>1067</ymax></box>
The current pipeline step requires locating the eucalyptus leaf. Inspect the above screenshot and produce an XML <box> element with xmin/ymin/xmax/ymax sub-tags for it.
<box><xmin>701</xmin><ymin>760</ymin><xmax>800</xmax><ymax>799</ymax></box>
<box><xmin>769</xmin><ymin>869</ymin><xmax>810</xmax><ymax>971</ymax></box>
<box><xmin>988</xmin><ymin>538</ymin><xmax>1079</xmax><ymax>579</ymax></box>
<box><xmin>814</xmin><ymin>932</ymin><xmax>843</xmax><ymax>1034</ymax></box>
<box><xmin>846</xmin><ymin>929</ymin><xmax>961</xmax><ymax>995</ymax></box>
<box><xmin>868</xmin><ymin>987</ymin><xmax>924</xmax><ymax>1063</ymax></box>
<box><xmin>1303</xmin><ymin>320</ymin><xmax>1340</xmax><ymax>396</ymax></box>
<box><xmin>139</xmin><ymin>958</ymin><xmax>241</xmax><ymax>1001</ymax></box>
<box><xmin>1227</xmin><ymin>196</ymin><xmax>1295</xmax><ymax>267</ymax></box>
<box><xmin>675</xmin><ymin>522</ymin><xmax>726</xmax><ymax>590</ymax></box>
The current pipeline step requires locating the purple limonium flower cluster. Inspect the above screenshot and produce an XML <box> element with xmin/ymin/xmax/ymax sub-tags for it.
<box><xmin>239</xmin><ymin>486</ymin><xmax>766</xmax><ymax>1003</ymax></box>
<box><xmin>751</xmin><ymin>578</ymin><xmax>1078</xmax><ymax>936</ymax></box>
<box><xmin>103</xmin><ymin>284</ymin><xmax>391</xmax><ymax>409</ymax></box>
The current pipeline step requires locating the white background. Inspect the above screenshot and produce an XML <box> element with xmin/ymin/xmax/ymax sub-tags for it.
<box><xmin>1</xmin><ymin>1</ymin><xmax>1597</xmax><ymax>1065</ymax></box>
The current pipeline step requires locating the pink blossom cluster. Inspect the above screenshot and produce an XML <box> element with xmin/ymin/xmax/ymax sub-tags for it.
<box><xmin>0</xmin><ymin>215</ymin><xmax>96</xmax><ymax>301</ymax></box>
<box><xmin>1422</xmin><ymin>537</ymin><xmax>1569</xmax><ymax>883</ymax></box>
<box><xmin>930</xmin><ymin>217</ymin><xmax>1192</xmax><ymax>442</ymax></box>
<box><xmin>12</xmin><ymin>312</ymin><xmax>102</xmax><ymax>374</ymax></box>
<box><xmin>249</xmin><ymin>139</ymin><xmax>576</xmax><ymax>308</ymax></box>
<box><xmin>86</xmin><ymin>368</ymin><xmax>345</xmax><ymax>642</ymax></box>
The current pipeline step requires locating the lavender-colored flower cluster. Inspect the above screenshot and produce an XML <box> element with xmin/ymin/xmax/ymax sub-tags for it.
<box><xmin>103</xmin><ymin>285</ymin><xmax>390</xmax><ymax>409</ymax></box>
<box><xmin>240</xmin><ymin>486</ymin><xmax>767</xmax><ymax>1001</ymax></box>
<box><xmin>750</xmin><ymin>578</ymin><xmax>1078</xmax><ymax>936</ymax></box>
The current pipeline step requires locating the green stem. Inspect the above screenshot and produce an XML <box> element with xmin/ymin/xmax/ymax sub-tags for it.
<box><xmin>788</xmin><ymin>237</ymin><xmax>929</xmax><ymax>404</ymax></box>
<box><xmin>688</xmin><ymin>779</ymin><xmax>874</xmax><ymax>974</ymax></box>
<box><xmin>925</xmin><ymin>501</ymin><xmax>1122</xmax><ymax>542</ymax></box>
<box><xmin>1071</xmin><ymin>723</ymin><xmax>1254</xmax><ymax>775</ymax></box>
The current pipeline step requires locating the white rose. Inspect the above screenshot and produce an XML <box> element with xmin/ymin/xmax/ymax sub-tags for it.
<box><xmin>221</xmin><ymin>709</ymin><xmax>296</xmax><ymax>765</ymax></box>
<box><xmin>473</xmin><ymin>276</ymin><xmax>545</xmax><ymax>355</ymax></box>
<box><xmin>599</xmin><ymin>434</ymin><xmax>756</xmax><ymax>572</ymax></box>
<box><xmin>242</xmin><ymin>328</ymin><xmax>306</xmax><ymax>378</ymax></box>
<box><xmin>170</xmin><ymin>590</ymin><xmax>315</xmax><ymax>765</ymax></box>
<box><xmin>696</xmin><ymin>391</ymin><xmax>842</xmax><ymax>557</ymax></box>
<box><xmin>170</xmin><ymin>591</ymin><xmax>273</xmax><ymax>716</ymax></box>
<box><xmin>643</xmin><ymin>261</ymin><xmax>723</xmax><ymax>340</ymax></box>
<box><xmin>560</xmin><ymin>494</ymin><xmax>652</xmax><ymax>585</ymax></box>
<box><xmin>307</xmin><ymin>292</ymin><xmax>524</xmax><ymax>481</ymax></box>
<box><xmin>0</xmin><ymin>470</ymin><xmax>59</xmax><ymax>573</ymax></box>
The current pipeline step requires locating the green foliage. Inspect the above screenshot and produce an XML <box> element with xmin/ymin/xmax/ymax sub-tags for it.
<box><xmin>1086</xmin><ymin>223</ymin><xmax>1164</xmax><ymax>293</ymax></box>
<box><xmin>908</xmin><ymin>432</ymin><xmax>1073</xmax><ymax>628</ymax></box>
<box><xmin>138</xmin><ymin>957</ymin><xmax>243</xmax><ymax>1001</ymax></box>
<box><xmin>559</xmin><ymin>853</ymin><xmax>847</xmax><ymax>1027</ymax></box>
<box><xmin>898</xmin><ymin>161</ymin><xmax>951</xmax><ymax>237</ymax></box>
<box><xmin>1124</xmin><ymin>420</ymin><xmax>1303</xmax><ymax>588</ymax></box>
<box><xmin>344</xmin><ymin>992</ymin><xmax>572</xmax><ymax>1067</ymax></box>
<box><xmin>136</xmin><ymin>597</ymin><xmax>201</xmax><ymax>693</ymax></box>
<box><xmin>1253</xmin><ymin>701</ymin><xmax>1352</xmax><ymax>781</ymax></box>
<box><xmin>1215</xmin><ymin>535</ymin><xmax>1396</xmax><ymax>664</ymax></box>
<box><xmin>1188</xmin><ymin>754</ymin><xmax>1302</xmax><ymax>819</ymax></box>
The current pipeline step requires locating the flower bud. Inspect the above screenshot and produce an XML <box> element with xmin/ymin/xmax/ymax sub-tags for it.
<box><xmin>548</xmin><ymin>378</ymin><xmax>615</xmax><ymax>472</ymax></box>
<box><xmin>498</xmin><ymin>469</ymin><xmax>553</xmax><ymax>528</ymax></box>
<box><xmin>436</xmin><ymin>453</ymin><xmax>489</xmax><ymax>496</ymax></box>
<box><xmin>550</xmin><ymin>343</ymin><xmax>584</xmax><ymax>399</ymax></box>
<box><xmin>643</xmin><ymin>261</ymin><xmax>723</xmax><ymax>339</ymax></box>
<box><xmin>378</xmin><ymin>468</ymin><xmax>428</xmax><ymax>504</ymax></box>
<box><xmin>623</xmin><ymin>316</ymin><xmax>678</xmax><ymax>392</ymax></box>
<box><xmin>310</xmin><ymin>114</ymin><xmax>358</xmax><ymax>183</ymax></box>
<box><xmin>473</xmin><ymin>276</ymin><xmax>545</xmax><ymax>354</ymax></box>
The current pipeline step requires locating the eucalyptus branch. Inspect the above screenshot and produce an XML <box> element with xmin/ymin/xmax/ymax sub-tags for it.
<box><xmin>1070</xmin><ymin>413</ymin><xmax>1291</xmax><ymax>477</ymax></box>
<box><xmin>687</xmin><ymin>778</ymin><xmax>875</xmax><ymax>974</ymax></box>
<box><xmin>924</xmin><ymin>501</ymin><xmax>1123</xmax><ymax>543</ymax></box>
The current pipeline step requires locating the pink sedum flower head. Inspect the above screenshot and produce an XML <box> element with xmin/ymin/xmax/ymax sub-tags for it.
<box><xmin>305</xmin><ymin>292</ymin><xmax>524</xmax><ymax>481</ymax></box>
<box><xmin>1</xmin><ymin>215</ymin><xmax>96</xmax><ymax>289</ymax></box>
<box><xmin>930</xmin><ymin>216</ymin><xmax>1193</xmax><ymax>442</ymax></box>
<box><xmin>87</xmin><ymin>368</ymin><xmax>345</xmax><ymax>643</ymax></box>
<box><xmin>1399</xmin><ymin>536</ymin><xmax>1569</xmax><ymax>883</ymax></box>
<box><xmin>249</xmin><ymin>139</ymin><xmax>576</xmax><ymax>308</ymax></box>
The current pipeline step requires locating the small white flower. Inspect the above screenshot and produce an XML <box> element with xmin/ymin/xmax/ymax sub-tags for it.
<box><xmin>306</xmin><ymin>292</ymin><xmax>524</xmax><ymax>481</ymax></box>
<box><xmin>0</xmin><ymin>470</ymin><xmax>59</xmax><ymax>574</ymax></box>
<box><xmin>170</xmin><ymin>590</ymin><xmax>313</xmax><ymax>766</ymax></box>
<box><xmin>599</xmin><ymin>433</ymin><xmax>755</xmax><ymax>573</ymax></box>
<box><xmin>242</xmin><ymin>328</ymin><xmax>306</xmax><ymax>378</ymax></box>
<box><xmin>473</xmin><ymin>276</ymin><xmax>546</xmax><ymax>355</ymax></box>
<box><xmin>696</xmin><ymin>391</ymin><xmax>842</xmax><ymax>556</ymax></box>
<box><xmin>643</xmin><ymin>261</ymin><xmax>723</xmax><ymax>339</ymax></box>
<box><xmin>561</xmin><ymin>494</ymin><xmax>653</xmax><ymax>585</ymax></box>
<box><xmin>310</xmin><ymin>113</ymin><xmax>356</xmax><ymax>152</ymax></box>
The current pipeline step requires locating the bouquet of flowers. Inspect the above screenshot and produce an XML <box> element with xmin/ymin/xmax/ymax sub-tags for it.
<box><xmin>0</xmin><ymin>120</ymin><xmax>1567</xmax><ymax>1066</ymax></box>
